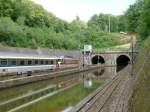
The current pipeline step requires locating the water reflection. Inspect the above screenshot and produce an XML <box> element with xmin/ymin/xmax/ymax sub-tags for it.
<box><xmin>84</xmin><ymin>78</ymin><xmax>93</xmax><ymax>88</ymax></box>
<box><xmin>93</xmin><ymin>68</ymin><xmax>105</xmax><ymax>77</ymax></box>
<box><xmin>80</xmin><ymin>66</ymin><xmax>117</xmax><ymax>88</ymax></box>
<box><xmin>0</xmin><ymin>66</ymin><xmax>117</xmax><ymax>103</ymax></box>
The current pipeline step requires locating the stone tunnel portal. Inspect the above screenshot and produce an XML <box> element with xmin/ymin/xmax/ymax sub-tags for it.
<box><xmin>92</xmin><ymin>55</ymin><xmax>105</xmax><ymax>64</ymax></box>
<box><xmin>116</xmin><ymin>55</ymin><xmax>130</xmax><ymax>71</ymax></box>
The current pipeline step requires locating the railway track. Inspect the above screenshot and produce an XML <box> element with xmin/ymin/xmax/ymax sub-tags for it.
<box><xmin>113</xmin><ymin>74</ymin><xmax>132</xmax><ymax>112</ymax></box>
<box><xmin>99</xmin><ymin>66</ymin><xmax>132</xmax><ymax>112</ymax></box>
<box><xmin>72</xmin><ymin>66</ymin><xmax>130</xmax><ymax>112</ymax></box>
<box><xmin>100</xmin><ymin>70</ymin><xmax>130</xmax><ymax>112</ymax></box>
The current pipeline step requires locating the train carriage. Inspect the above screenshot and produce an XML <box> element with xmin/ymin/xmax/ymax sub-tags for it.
<box><xmin>60</xmin><ymin>55</ymin><xmax>79</xmax><ymax>65</ymax></box>
<box><xmin>0</xmin><ymin>52</ymin><xmax>60</xmax><ymax>76</ymax></box>
<box><xmin>0</xmin><ymin>47</ymin><xmax>80</xmax><ymax>76</ymax></box>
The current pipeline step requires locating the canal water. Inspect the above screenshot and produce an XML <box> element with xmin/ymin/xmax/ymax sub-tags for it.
<box><xmin>0</xmin><ymin>66</ymin><xmax>117</xmax><ymax>102</ymax></box>
<box><xmin>0</xmin><ymin>66</ymin><xmax>117</xmax><ymax>112</ymax></box>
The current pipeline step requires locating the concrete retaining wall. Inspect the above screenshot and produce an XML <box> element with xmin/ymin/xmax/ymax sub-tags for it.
<box><xmin>0</xmin><ymin>66</ymin><xmax>100</xmax><ymax>89</ymax></box>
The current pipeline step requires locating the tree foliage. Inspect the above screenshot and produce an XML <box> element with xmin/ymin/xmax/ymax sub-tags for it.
<box><xmin>88</xmin><ymin>14</ymin><xmax>126</xmax><ymax>32</ymax></box>
<box><xmin>0</xmin><ymin>0</ymin><xmax>14</xmax><ymax>17</ymax></box>
<box><xmin>0</xmin><ymin>0</ymin><xmax>127</xmax><ymax>50</ymax></box>
<box><xmin>125</xmin><ymin>0</ymin><xmax>150</xmax><ymax>40</ymax></box>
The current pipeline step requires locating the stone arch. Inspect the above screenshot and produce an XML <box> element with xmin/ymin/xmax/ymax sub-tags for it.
<box><xmin>116</xmin><ymin>55</ymin><xmax>130</xmax><ymax>71</ymax></box>
<box><xmin>92</xmin><ymin>55</ymin><xmax>105</xmax><ymax>64</ymax></box>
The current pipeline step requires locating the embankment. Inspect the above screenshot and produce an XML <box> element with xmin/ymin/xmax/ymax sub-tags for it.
<box><xmin>130</xmin><ymin>37</ymin><xmax>150</xmax><ymax>112</ymax></box>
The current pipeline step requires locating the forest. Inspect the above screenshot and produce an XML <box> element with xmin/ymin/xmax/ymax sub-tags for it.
<box><xmin>125</xmin><ymin>0</ymin><xmax>150</xmax><ymax>41</ymax></box>
<box><xmin>0</xmin><ymin>0</ymin><xmax>149</xmax><ymax>49</ymax></box>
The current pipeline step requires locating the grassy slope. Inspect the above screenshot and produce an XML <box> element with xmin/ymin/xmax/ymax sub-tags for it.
<box><xmin>131</xmin><ymin>37</ymin><xmax>150</xmax><ymax>112</ymax></box>
<box><xmin>18</xmin><ymin>80</ymin><xmax>103</xmax><ymax>112</ymax></box>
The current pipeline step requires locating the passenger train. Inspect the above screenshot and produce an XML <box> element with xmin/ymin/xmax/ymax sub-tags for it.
<box><xmin>60</xmin><ymin>55</ymin><xmax>79</xmax><ymax>64</ymax></box>
<box><xmin>0</xmin><ymin>53</ymin><xmax>60</xmax><ymax>76</ymax></box>
<box><xmin>0</xmin><ymin>50</ymin><xmax>79</xmax><ymax>76</ymax></box>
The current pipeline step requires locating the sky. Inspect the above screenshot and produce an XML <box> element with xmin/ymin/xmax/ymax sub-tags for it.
<box><xmin>34</xmin><ymin>0</ymin><xmax>136</xmax><ymax>22</ymax></box>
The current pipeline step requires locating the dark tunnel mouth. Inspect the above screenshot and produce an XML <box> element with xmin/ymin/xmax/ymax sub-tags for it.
<box><xmin>92</xmin><ymin>55</ymin><xmax>105</xmax><ymax>64</ymax></box>
<box><xmin>116</xmin><ymin>55</ymin><xmax>130</xmax><ymax>71</ymax></box>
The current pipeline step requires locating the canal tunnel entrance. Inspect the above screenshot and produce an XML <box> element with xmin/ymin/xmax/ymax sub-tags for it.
<box><xmin>116</xmin><ymin>55</ymin><xmax>130</xmax><ymax>71</ymax></box>
<box><xmin>92</xmin><ymin>55</ymin><xmax>105</xmax><ymax>64</ymax></box>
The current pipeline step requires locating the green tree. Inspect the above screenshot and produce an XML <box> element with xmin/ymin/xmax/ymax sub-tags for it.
<box><xmin>71</xmin><ymin>17</ymin><xmax>87</xmax><ymax>31</ymax></box>
<box><xmin>0</xmin><ymin>17</ymin><xmax>24</xmax><ymax>46</ymax></box>
<box><xmin>0</xmin><ymin>0</ymin><xmax>14</xmax><ymax>17</ymax></box>
<box><xmin>12</xmin><ymin>0</ymin><xmax>57</xmax><ymax>27</ymax></box>
<box><xmin>125</xmin><ymin>1</ymin><xmax>140</xmax><ymax>32</ymax></box>
<box><xmin>0</xmin><ymin>0</ymin><xmax>128</xmax><ymax>50</ymax></box>
<box><xmin>137</xmin><ymin>0</ymin><xmax>150</xmax><ymax>39</ymax></box>
<box><xmin>117</xmin><ymin>15</ymin><xmax>126</xmax><ymax>32</ymax></box>
<box><xmin>88</xmin><ymin>14</ymin><xmax>121</xmax><ymax>32</ymax></box>
<box><xmin>125</xmin><ymin>0</ymin><xmax>150</xmax><ymax>40</ymax></box>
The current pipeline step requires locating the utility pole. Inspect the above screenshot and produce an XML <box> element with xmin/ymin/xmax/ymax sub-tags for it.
<box><xmin>83</xmin><ymin>50</ymin><xmax>85</xmax><ymax>68</ymax></box>
<box><xmin>79</xmin><ymin>28</ymin><xmax>81</xmax><ymax>69</ymax></box>
<box><xmin>108</xmin><ymin>15</ymin><xmax>111</xmax><ymax>33</ymax></box>
<box><xmin>98</xmin><ymin>49</ymin><xmax>99</xmax><ymax>66</ymax></box>
<box><xmin>131</xmin><ymin>36</ymin><xmax>134</xmax><ymax>76</ymax></box>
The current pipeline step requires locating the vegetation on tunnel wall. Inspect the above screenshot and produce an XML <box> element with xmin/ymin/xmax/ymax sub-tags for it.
<box><xmin>131</xmin><ymin>36</ymin><xmax>150</xmax><ymax>112</ymax></box>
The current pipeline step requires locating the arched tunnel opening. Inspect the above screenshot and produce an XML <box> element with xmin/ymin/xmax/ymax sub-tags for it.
<box><xmin>116</xmin><ymin>55</ymin><xmax>130</xmax><ymax>72</ymax></box>
<box><xmin>92</xmin><ymin>55</ymin><xmax>105</xmax><ymax>64</ymax></box>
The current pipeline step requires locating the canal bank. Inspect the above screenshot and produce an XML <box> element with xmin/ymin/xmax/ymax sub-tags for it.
<box><xmin>0</xmin><ymin>65</ymin><xmax>108</xmax><ymax>89</ymax></box>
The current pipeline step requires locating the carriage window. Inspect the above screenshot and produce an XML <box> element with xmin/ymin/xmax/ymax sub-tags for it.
<box><xmin>40</xmin><ymin>60</ymin><xmax>44</xmax><ymax>65</ymax></box>
<box><xmin>28</xmin><ymin>60</ymin><xmax>32</xmax><ymax>65</ymax></box>
<box><xmin>45</xmin><ymin>60</ymin><xmax>48</xmax><ymax>65</ymax></box>
<box><xmin>8</xmin><ymin>60</ymin><xmax>16</xmax><ymax>66</ymax></box>
<box><xmin>50</xmin><ymin>60</ymin><xmax>54</xmax><ymax>64</ymax></box>
<box><xmin>48</xmin><ymin>60</ymin><xmax>51</xmax><ymax>65</ymax></box>
<box><xmin>0</xmin><ymin>59</ymin><xmax>7</xmax><ymax>66</ymax></box>
<box><xmin>48</xmin><ymin>60</ymin><xmax>53</xmax><ymax>65</ymax></box>
<box><xmin>35</xmin><ymin>60</ymin><xmax>38</xmax><ymax>65</ymax></box>
<box><xmin>48</xmin><ymin>60</ymin><xmax>54</xmax><ymax>65</ymax></box>
<box><xmin>20</xmin><ymin>60</ymin><xmax>25</xmax><ymax>65</ymax></box>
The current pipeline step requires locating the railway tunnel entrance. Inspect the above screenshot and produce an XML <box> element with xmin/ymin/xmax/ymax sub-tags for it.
<box><xmin>92</xmin><ymin>55</ymin><xmax>105</xmax><ymax>64</ymax></box>
<box><xmin>116</xmin><ymin>55</ymin><xmax>130</xmax><ymax>71</ymax></box>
